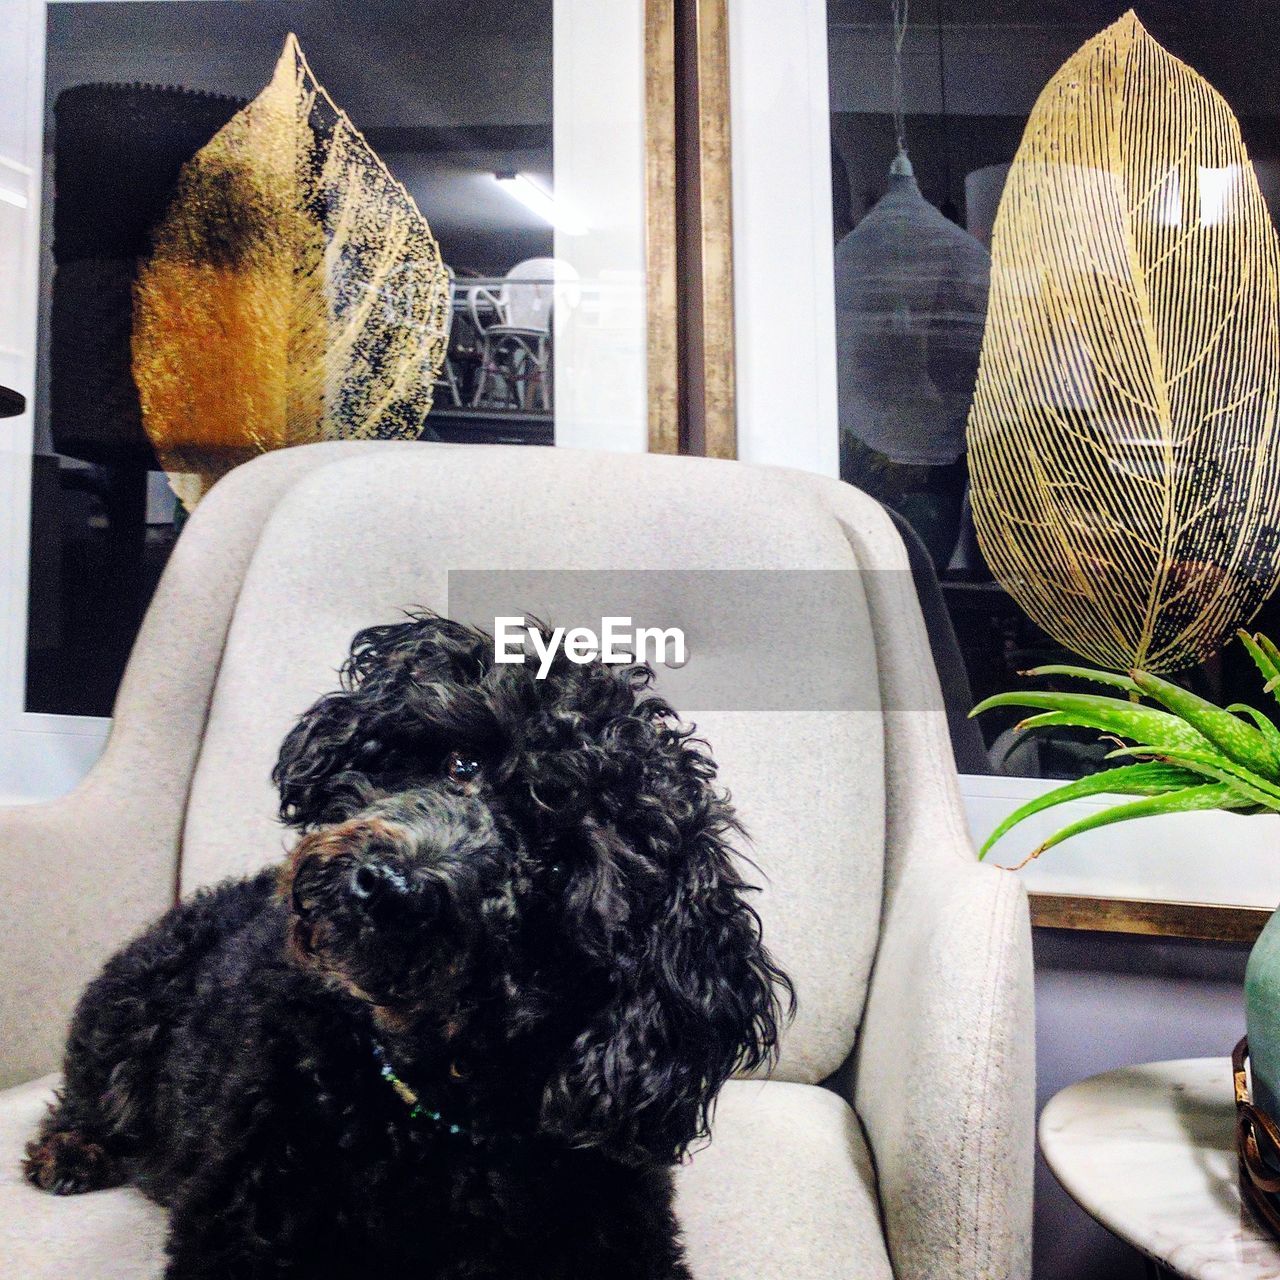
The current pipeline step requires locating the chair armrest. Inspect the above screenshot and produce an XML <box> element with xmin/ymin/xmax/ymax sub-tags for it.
<box><xmin>0</xmin><ymin>442</ymin><xmax>403</xmax><ymax>1088</ymax></box>
<box><xmin>0</xmin><ymin>782</ymin><xmax>175</xmax><ymax>1088</ymax></box>
<box><xmin>788</xmin><ymin>471</ymin><xmax>1035</xmax><ymax>1278</ymax></box>
<box><xmin>853</xmin><ymin>849</ymin><xmax>1034</xmax><ymax>1280</ymax></box>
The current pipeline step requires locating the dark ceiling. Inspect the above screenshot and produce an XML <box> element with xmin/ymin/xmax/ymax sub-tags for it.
<box><xmin>47</xmin><ymin>1</ymin><xmax>553</xmax><ymax>130</ymax></box>
<box><xmin>828</xmin><ymin>2</ymin><xmax>1280</xmax><ymax>121</ymax></box>
<box><xmin>828</xmin><ymin>0</ymin><xmax>1280</xmax><ymax>29</ymax></box>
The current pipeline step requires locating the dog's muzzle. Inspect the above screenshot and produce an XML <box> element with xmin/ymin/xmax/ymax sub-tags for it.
<box><xmin>285</xmin><ymin>814</ymin><xmax>445</xmax><ymax>934</ymax></box>
<box><xmin>279</xmin><ymin>793</ymin><xmax>511</xmax><ymax>994</ymax></box>
<box><xmin>291</xmin><ymin>836</ymin><xmax>440</xmax><ymax>921</ymax></box>
<box><xmin>344</xmin><ymin>857</ymin><xmax>443</xmax><ymax>927</ymax></box>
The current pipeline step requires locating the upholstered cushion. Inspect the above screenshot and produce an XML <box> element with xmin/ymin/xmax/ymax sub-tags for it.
<box><xmin>675</xmin><ymin>1080</ymin><xmax>894</xmax><ymax>1280</ymax></box>
<box><xmin>0</xmin><ymin>1077</ymin><xmax>892</xmax><ymax>1280</ymax></box>
<box><xmin>0</xmin><ymin>1076</ymin><xmax>167</xmax><ymax>1277</ymax></box>
<box><xmin>0</xmin><ymin>443</ymin><xmax>1032</xmax><ymax>1277</ymax></box>
<box><xmin>179</xmin><ymin>446</ymin><xmax>886</xmax><ymax>1083</ymax></box>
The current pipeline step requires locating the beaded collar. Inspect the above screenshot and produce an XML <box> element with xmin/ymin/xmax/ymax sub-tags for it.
<box><xmin>370</xmin><ymin>1039</ymin><xmax>476</xmax><ymax>1140</ymax></box>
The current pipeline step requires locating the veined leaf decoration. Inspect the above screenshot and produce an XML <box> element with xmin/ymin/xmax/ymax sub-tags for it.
<box><xmin>966</xmin><ymin>11</ymin><xmax>1280</xmax><ymax>673</ymax></box>
<box><xmin>132</xmin><ymin>34</ymin><xmax>450</xmax><ymax>508</ymax></box>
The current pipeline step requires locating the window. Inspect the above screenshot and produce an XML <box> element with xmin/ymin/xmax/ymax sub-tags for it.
<box><xmin>14</xmin><ymin>0</ymin><xmax>648</xmax><ymax>725</ymax></box>
<box><xmin>826</xmin><ymin>2</ymin><xmax>1280</xmax><ymax>783</ymax></box>
<box><xmin>30</xmin><ymin>2</ymin><xmax>553</xmax><ymax>717</ymax></box>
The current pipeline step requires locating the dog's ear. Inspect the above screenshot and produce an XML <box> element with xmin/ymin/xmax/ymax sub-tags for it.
<box><xmin>273</xmin><ymin>686</ymin><xmax>385</xmax><ymax>829</ymax></box>
<box><xmin>539</xmin><ymin>722</ymin><xmax>793</xmax><ymax>1164</ymax></box>
<box><xmin>273</xmin><ymin>613</ymin><xmax>492</xmax><ymax>829</ymax></box>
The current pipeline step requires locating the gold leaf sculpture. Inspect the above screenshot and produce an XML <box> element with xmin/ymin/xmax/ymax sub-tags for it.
<box><xmin>133</xmin><ymin>34</ymin><xmax>450</xmax><ymax>508</ymax></box>
<box><xmin>966</xmin><ymin>11</ymin><xmax>1280</xmax><ymax>672</ymax></box>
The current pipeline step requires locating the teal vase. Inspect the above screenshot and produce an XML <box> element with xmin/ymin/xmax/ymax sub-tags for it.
<box><xmin>1245</xmin><ymin>906</ymin><xmax>1280</xmax><ymax>1160</ymax></box>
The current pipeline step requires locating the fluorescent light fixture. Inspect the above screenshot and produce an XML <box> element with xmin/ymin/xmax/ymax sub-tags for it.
<box><xmin>494</xmin><ymin>172</ymin><xmax>586</xmax><ymax>236</ymax></box>
<box><xmin>1198</xmin><ymin>163</ymin><xmax>1241</xmax><ymax>227</ymax></box>
<box><xmin>1153</xmin><ymin>170</ymin><xmax>1181</xmax><ymax>227</ymax></box>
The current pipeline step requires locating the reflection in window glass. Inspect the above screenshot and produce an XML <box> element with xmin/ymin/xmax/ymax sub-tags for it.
<box><xmin>29</xmin><ymin>0</ymin><xmax>555</xmax><ymax>716</ymax></box>
<box><xmin>827</xmin><ymin>1</ymin><xmax>1280</xmax><ymax>779</ymax></box>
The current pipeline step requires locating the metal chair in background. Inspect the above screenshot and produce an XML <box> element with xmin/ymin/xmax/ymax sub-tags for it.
<box><xmin>470</xmin><ymin>257</ymin><xmax>558</xmax><ymax>412</ymax></box>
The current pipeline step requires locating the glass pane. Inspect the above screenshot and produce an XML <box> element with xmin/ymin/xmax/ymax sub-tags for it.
<box><xmin>30</xmin><ymin>0</ymin><xmax>560</xmax><ymax>716</ymax></box>
<box><xmin>827</xmin><ymin>1</ymin><xmax>1280</xmax><ymax>780</ymax></box>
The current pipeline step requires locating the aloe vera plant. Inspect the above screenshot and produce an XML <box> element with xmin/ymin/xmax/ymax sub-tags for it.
<box><xmin>970</xmin><ymin>631</ymin><xmax>1280</xmax><ymax>865</ymax></box>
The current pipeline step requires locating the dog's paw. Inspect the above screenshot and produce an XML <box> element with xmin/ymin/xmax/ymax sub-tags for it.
<box><xmin>23</xmin><ymin>1130</ymin><xmax>115</xmax><ymax>1195</ymax></box>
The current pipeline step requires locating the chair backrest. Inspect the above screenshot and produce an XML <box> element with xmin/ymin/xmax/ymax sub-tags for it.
<box><xmin>465</xmin><ymin>280</ymin><xmax>503</xmax><ymax>335</ymax></box>
<box><xmin>500</xmin><ymin>256</ymin><xmax>558</xmax><ymax>331</ymax></box>
<box><xmin>175</xmin><ymin>444</ymin><xmax>891</xmax><ymax>1084</ymax></box>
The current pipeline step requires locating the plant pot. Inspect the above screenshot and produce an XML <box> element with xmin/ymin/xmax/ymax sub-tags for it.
<box><xmin>1245</xmin><ymin>906</ymin><xmax>1280</xmax><ymax>1167</ymax></box>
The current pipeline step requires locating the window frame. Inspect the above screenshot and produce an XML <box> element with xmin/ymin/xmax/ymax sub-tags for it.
<box><xmin>0</xmin><ymin>0</ymin><xmax>672</xmax><ymax>801</ymax></box>
<box><xmin>721</xmin><ymin>0</ymin><xmax>1277</xmax><ymax>940</ymax></box>
<box><xmin>0</xmin><ymin>0</ymin><xmax>109</xmax><ymax>804</ymax></box>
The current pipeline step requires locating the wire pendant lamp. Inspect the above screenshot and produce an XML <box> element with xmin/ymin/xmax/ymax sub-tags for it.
<box><xmin>834</xmin><ymin>0</ymin><xmax>990</xmax><ymax>466</ymax></box>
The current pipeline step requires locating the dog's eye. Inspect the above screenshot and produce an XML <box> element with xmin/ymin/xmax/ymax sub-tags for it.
<box><xmin>444</xmin><ymin>750</ymin><xmax>482</xmax><ymax>784</ymax></box>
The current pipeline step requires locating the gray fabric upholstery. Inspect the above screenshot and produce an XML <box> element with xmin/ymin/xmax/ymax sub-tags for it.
<box><xmin>0</xmin><ymin>1076</ymin><xmax>166</xmax><ymax>1277</ymax></box>
<box><xmin>0</xmin><ymin>443</ymin><xmax>372</xmax><ymax>1086</ymax></box>
<box><xmin>797</xmin><ymin>471</ymin><xmax>1036</xmax><ymax>1279</ymax></box>
<box><xmin>0</xmin><ymin>1075</ymin><xmax>896</xmax><ymax>1280</ymax></box>
<box><xmin>882</xmin><ymin>505</ymin><xmax>988</xmax><ymax>774</ymax></box>
<box><xmin>180</xmin><ymin>447</ymin><xmax>884</xmax><ymax>1082</ymax></box>
<box><xmin>0</xmin><ymin>443</ymin><xmax>1033</xmax><ymax>1278</ymax></box>
<box><xmin>674</xmin><ymin>1081</ymin><xmax>894</xmax><ymax>1280</ymax></box>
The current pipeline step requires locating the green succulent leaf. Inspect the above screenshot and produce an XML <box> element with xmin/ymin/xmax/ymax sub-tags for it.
<box><xmin>1240</xmin><ymin>631</ymin><xmax>1280</xmax><ymax>704</ymax></box>
<box><xmin>1239</xmin><ymin>629</ymin><xmax>1280</xmax><ymax>682</ymax></box>
<box><xmin>1102</xmin><ymin>745</ymin><xmax>1280</xmax><ymax>810</ymax></box>
<box><xmin>1020</xmin><ymin>665</ymin><xmax>1142</xmax><ymax>695</ymax></box>
<box><xmin>978</xmin><ymin>762</ymin><xmax>1209</xmax><ymax>859</ymax></box>
<box><xmin>1227</xmin><ymin>704</ymin><xmax>1280</xmax><ymax>759</ymax></box>
<box><xmin>1129</xmin><ymin>670</ymin><xmax>1280</xmax><ymax>781</ymax></box>
<box><xmin>1021</xmin><ymin>784</ymin><xmax>1255</xmax><ymax>861</ymax></box>
<box><xmin>1013</xmin><ymin>712</ymin><xmax>1080</xmax><ymax>732</ymax></box>
<box><xmin>1258</xmin><ymin>633</ymin><xmax>1280</xmax><ymax>675</ymax></box>
<box><xmin>973</xmin><ymin>632</ymin><xmax>1280</xmax><ymax>862</ymax></box>
<box><xmin>969</xmin><ymin>690</ymin><xmax>1212</xmax><ymax>755</ymax></box>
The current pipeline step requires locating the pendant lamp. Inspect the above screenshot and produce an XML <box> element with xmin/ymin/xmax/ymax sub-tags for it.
<box><xmin>834</xmin><ymin>1</ymin><xmax>990</xmax><ymax>466</ymax></box>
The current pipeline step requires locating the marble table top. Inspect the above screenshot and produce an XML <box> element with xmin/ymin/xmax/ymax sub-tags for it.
<box><xmin>1040</xmin><ymin>1059</ymin><xmax>1280</xmax><ymax>1279</ymax></box>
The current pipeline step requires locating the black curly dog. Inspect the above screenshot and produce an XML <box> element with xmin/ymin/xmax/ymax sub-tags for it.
<box><xmin>25</xmin><ymin>614</ymin><xmax>792</xmax><ymax>1279</ymax></box>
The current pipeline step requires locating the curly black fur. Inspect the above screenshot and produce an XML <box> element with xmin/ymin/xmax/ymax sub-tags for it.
<box><xmin>27</xmin><ymin>613</ymin><xmax>793</xmax><ymax>1279</ymax></box>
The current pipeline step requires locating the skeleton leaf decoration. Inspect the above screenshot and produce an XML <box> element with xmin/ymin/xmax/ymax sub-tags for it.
<box><xmin>966</xmin><ymin>11</ymin><xmax>1280</xmax><ymax>673</ymax></box>
<box><xmin>134</xmin><ymin>35</ymin><xmax>450</xmax><ymax>509</ymax></box>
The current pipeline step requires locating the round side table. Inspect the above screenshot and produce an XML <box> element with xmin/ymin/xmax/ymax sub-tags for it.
<box><xmin>1041</xmin><ymin>1059</ymin><xmax>1280</xmax><ymax>1279</ymax></box>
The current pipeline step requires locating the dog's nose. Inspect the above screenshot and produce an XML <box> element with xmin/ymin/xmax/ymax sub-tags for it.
<box><xmin>348</xmin><ymin>860</ymin><xmax>406</xmax><ymax>905</ymax></box>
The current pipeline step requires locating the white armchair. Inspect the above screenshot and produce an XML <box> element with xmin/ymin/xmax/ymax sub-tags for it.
<box><xmin>0</xmin><ymin>442</ymin><xmax>1033</xmax><ymax>1278</ymax></box>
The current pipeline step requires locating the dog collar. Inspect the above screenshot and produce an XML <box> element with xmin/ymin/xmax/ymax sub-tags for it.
<box><xmin>370</xmin><ymin>1039</ymin><xmax>475</xmax><ymax>1139</ymax></box>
